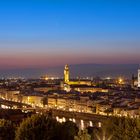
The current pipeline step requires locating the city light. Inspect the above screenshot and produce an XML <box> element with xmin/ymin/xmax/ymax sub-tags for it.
<box><xmin>118</xmin><ymin>78</ymin><xmax>123</xmax><ymax>84</ymax></box>
<box><xmin>0</xmin><ymin>0</ymin><xmax>139</xmax><ymax>139</ymax></box>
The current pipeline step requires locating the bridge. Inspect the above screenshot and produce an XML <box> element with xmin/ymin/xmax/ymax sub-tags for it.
<box><xmin>0</xmin><ymin>98</ymin><xmax>109</xmax><ymax>129</ymax></box>
<box><xmin>50</xmin><ymin>109</ymin><xmax>108</xmax><ymax>122</ymax></box>
<box><xmin>47</xmin><ymin>109</ymin><xmax>109</xmax><ymax>129</ymax></box>
<box><xmin>0</xmin><ymin>98</ymin><xmax>32</xmax><ymax>108</ymax></box>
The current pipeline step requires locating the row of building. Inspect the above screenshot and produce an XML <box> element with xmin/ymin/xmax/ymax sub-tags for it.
<box><xmin>0</xmin><ymin>88</ymin><xmax>140</xmax><ymax>118</ymax></box>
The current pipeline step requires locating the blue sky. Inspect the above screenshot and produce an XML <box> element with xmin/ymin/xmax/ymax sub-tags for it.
<box><xmin>0</xmin><ymin>0</ymin><xmax>140</xmax><ymax>69</ymax></box>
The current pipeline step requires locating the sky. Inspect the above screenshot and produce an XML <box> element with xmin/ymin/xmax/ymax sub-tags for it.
<box><xmin>0</xmin><ymin>0</ymin><xmax>140</xmax><ymax>70</ymax></box>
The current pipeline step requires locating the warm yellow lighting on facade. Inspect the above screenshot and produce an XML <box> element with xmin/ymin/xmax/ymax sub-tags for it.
<box><xmin>45</xmin><ymin>77</ymin><xmax>49</xmax><ymax>80</ymax></box>
<box><xmin>64</xmin><ymin>64</ymin><xmax>69</xmax><ymax>83</ymax></box>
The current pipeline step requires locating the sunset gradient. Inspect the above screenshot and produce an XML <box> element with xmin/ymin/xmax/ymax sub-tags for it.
<box><xmin>0</xmin><ymin>0</ymin><xmax>140</xmax><ymax>69</ymax></box>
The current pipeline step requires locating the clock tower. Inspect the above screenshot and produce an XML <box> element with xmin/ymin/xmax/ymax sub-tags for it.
<box><xmin>64</xmin><ymin>64</ymin><xmax>69</xmax><ymax>83</ymax></box>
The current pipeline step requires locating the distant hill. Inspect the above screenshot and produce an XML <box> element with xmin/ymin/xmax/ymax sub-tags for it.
<box><xmin>0</xmin><ymin>64</ymin><xmax>139</xmax><ymax>79</ymax></box>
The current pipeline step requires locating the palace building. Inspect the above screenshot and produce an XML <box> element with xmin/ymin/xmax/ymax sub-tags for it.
<box><xmin>64</xmin><ymin>64</ymin><xmax>92</xmax><ymax>86</ymax></box>
<box><xmin>63</xmin><ymin>64</ymin><xmax>108</xmax><ymax>93</ymax></box>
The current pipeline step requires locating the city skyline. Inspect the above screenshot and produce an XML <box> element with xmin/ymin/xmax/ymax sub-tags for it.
<box><xmin>0</xmin><ymin>1</ymin><xmax>140</xmax><ymax>139</ymax></box>
<box><xmin>0</xmin><ymin>0</ymin><xmax>140</xmax><ymax>70</ymax></box>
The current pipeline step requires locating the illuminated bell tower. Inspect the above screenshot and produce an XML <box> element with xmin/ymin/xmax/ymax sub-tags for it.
<box><xmin>64</xmin><ymin>64</ymin><xmax>69</xmax><ymax>83</ymax></box>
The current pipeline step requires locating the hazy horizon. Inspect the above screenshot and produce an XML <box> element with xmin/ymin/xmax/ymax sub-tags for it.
<box><xmin>0</xmin><ymin>64</ymin><xmax>139</xmax><ymax>79</ymax></box>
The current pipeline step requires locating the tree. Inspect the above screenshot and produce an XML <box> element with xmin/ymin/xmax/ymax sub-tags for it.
<box><xmin>125</xmin><ymin>117</ymin><xmax>140</xmax><ymax>140</ymax></box>
<box><xmin>15</xmin><ymin>114</ymin><xmax>79</xmax><ymax>140</ymax></box>
<box><xmin>74</xmin><ymin>129</ymin><xmax>91</xmax><ymax>140</ymax></box>
<box><xmin>0</xmin><ymin>119</ymin><xmax>15</xmax><ymax>140</ymax></box>
<box><xmin>15</xmin><ymin>114</ymin><xmax>61</xmax><ymax>140</ymax></box>
<box><xmin>60</xmin><ymin>121</ymin><xmax>79</xmax><ymax>140</ymax></box>
<box><xmin>41</xmin><ymin>96</ymin><xmax>48</xmax><ymax>107</ymax></box>
<box><xmin>87</xmin><ymin>126</ymin><xmax>99</xmax><ymax>140</ymax></box>
<box><xmin>94</xmin><ymin>117</ymin><xmax>140</xmax><ymax>140</ymax></box>
<box><xmin>94</xmin><ymin>121</ymin><xmax>113</xmax><ymax>140</ymax></box>
<box><xmin>107</xmin><ymin>117</ymin><xmax>140</xmax><ymax>140</ymax></box>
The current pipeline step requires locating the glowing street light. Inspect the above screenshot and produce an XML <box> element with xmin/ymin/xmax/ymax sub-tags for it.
<box><xmin>118</xmin><ymin>78</ymin><xmax>123</xmax><ymax>84</ymax></box>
